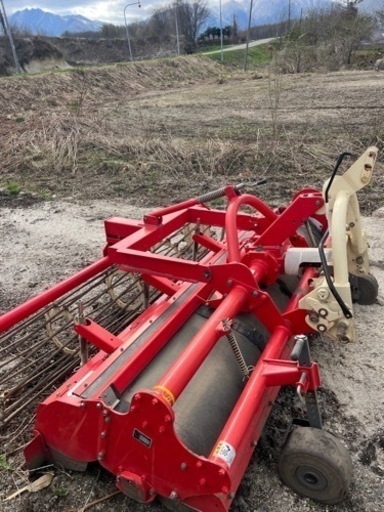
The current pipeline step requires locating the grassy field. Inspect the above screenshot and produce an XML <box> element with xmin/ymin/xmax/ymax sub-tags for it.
<box><xmin>206</xmin><ymin>43</ymin><xmax>273</xmax><ymax>70</ymax></box>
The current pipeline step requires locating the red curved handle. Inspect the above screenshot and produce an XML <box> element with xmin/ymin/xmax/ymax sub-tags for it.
<box><xmin>225</xmin><ymin>194</ymin><xmax>277</xmax><ymax>263</ymax></box>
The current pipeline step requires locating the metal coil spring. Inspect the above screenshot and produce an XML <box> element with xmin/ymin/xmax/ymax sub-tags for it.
<box><xmin>225</xmin><ymin>329</ymin><xmax>250</xmax><ymax>379</ymax></box>
<box><xmin>197</xmin><ymin>183</ymin><xmax>244</xmax><ymax>204</ymax></box>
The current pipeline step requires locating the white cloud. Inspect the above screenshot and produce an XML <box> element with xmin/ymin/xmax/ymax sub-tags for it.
<box><xmin>4</xmin><ymin>0</ymin><xmax>168</xmax><ymax>23</ymax></box>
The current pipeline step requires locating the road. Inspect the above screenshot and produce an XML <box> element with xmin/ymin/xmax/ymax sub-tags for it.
<box><xmin>202</xmin><ymin>37</ymin><xmax>275</xmax><ymax>55</ymax></box>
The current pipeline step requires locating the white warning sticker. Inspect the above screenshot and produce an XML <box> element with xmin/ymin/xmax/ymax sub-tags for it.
<box><xmin>214</xmin><ymin>441</ymin><xmax>236</xmax><ymax>467</ymax></box>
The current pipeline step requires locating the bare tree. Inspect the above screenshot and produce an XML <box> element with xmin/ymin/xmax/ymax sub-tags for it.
<box><xmin>300</xmin><ymin>4</ymin><xmax>374</xmax><ymax>66</ymax></box>
<box><xmin>148</xmin><ymin>1</ymin><xmax>209</xmax><ymax>53</ymax></box>
<box><xmin>174</xmin><ymin>0</ymin><xmax>209</xmax><ymax>52</ymax></box>
<box><xmin>148</xmin><ymin>7</ymin><xmax>172</xmax><ymax>37</ymax></box>
<box><xmin>375</xmin><ymin>6</ymin><xmax>384</xmax><ymax>34</ymax></box>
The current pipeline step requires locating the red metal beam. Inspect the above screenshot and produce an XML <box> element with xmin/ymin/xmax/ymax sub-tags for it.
<box><xmin>154</xmin><ymin>284</ymin><xmax>250</xmax><ymax>403</ymax></box>
<box><xmin>75</xmin><ymin>320</ymin><xmax>123</xmax><ymax>354</ymax></box>
<box><xmin>0</xmin><ymin>257</ymin><xmax>110</xmax><ymax>333</ymax></box>
<box><xmin>257</xmin><ymin>193</ymin><xmax>324</xmax><ymax>247</ymax></box>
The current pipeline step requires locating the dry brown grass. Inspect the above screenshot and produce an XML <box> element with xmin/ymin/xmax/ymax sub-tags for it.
<box><xmin>1</xmin><ymin>60</ymin><xmax>384</xmax><ymax>212</ymax></box>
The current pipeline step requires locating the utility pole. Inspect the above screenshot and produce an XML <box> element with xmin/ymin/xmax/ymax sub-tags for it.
<box><xmin>0</xmin><ymin>0</ymin><xmax>22</xmax><ymax>74</ymax></box>
<box><xmin>287</xmin><ymin>0</ymin><xmax>291</xmax><ymax>34</ymax></box>
<box><xmin>175</xmin><ymin>4</ymin><xmax>180</xmax><ymax>56</ymax></box>
<box><xmin>244</xmin><ymin>0</ymin><xmax>254</xmax><ymax>71</ymax></box>
<box><xmin>219</xmin><ymin>0</ymin><xmax>224</xmax><ymax>63</ymax></box>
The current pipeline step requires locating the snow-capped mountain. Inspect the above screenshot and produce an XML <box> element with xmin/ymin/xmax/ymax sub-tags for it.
<box><xmin>9</xmin><ymin>8</ymin><xmax>103</xmax><ymax>37</ymax></box>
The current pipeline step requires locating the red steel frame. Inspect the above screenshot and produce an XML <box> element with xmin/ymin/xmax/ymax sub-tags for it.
<box><xmin>17</xmin><ymin>186</ymin><xmax>326</xmax><ymax>512</ymax></box>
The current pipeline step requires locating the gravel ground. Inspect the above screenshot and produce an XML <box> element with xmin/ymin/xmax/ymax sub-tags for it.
<box><xmin>0</xmin><ymin>195</ymin><xmax>383</xmax><ymax>512</ymax></box>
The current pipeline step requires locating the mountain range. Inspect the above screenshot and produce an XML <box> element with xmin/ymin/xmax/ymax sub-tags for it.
<box><xmin>4</xmin><ymin>1</ymin><xmax>383</xmax><ymax>37</ymax></box>
<box><xmin>8</xmin><ymin>8</ymin><xmax>103</xmax><ymax>37</ymax></box>
<box><xmin>207</xmin><ymin>0</ymin><xmax>383</xmax><ymax>30</ymax></box>
<box><xmin>207</xmin><ymin>0</ymin><xmax>334</xmax><ymax>30</ymax></box>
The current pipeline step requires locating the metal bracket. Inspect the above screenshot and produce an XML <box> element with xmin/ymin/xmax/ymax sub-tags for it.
<box><xmin>291</xmin><ymin>335</ymin><xmax>322</xmax><ymax>429</ymax></box>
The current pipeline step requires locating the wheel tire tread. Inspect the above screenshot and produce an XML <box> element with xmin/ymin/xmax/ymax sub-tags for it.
<box><xmin>278</xmin><ymin>427</ymin><xmax>352</xmax><ymax>504</ymax></box>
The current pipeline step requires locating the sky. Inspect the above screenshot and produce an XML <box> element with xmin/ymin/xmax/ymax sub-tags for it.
<box><xmin>2</xmin><ymin>1</ymin><xmax>381</xmax><ymax>25</ymax></box>
<box><xmin>3</xmin><ymin>0</ymin><xmax>155</xmax><ymax>24</ymax></box>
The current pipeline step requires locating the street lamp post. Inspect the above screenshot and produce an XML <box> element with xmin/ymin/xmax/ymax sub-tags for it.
<box><xmin>124</xmin><ymin>1</ymin><xmax>141</xmax><ymax>62</ymax></box>
<box><xmin>0</xmin><ymin>0</ymin><xmax>22</xmax><ymax>74</ymax></box>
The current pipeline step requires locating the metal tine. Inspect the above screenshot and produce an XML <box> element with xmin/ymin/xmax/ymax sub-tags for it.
<box><xmin>0</xmin><ymin>223</ymin><xmax>217</xmax><ymax>429</ymax></box>
<box><xmin>0</xmin><ymin>269</ymin><xmax>136</xmax><ymax>363</ymax></box>
<box><xmin>0</xmin><ymin>332</ymin><xmax>78</xmax><ymax>386</ymax></box>
<box><xmin>0</xmin><ymin>276</ymin><xmax>142</xmax><ymax>379</ymax></box>
<box><xmin>0</xmin><ymin>314</ymin><xmax>76</xmax><ymax>373</ymax></box>
<box><xmin>0</xmin><ymin>264</ymin><xmax>122</xmax><ymax>342</ymax></box>
<box><xmin>2</xmin><ymin>349</ymin><xmax>78</xmax><ymax>401</ymax></box>
<box><xmin>0</xmin><ymin>239</ymin><xmax>202</xmax><ymax>372</ymax></box>
<box><xmin>0</xmin><ymin>222</ymin><xmax>209</xmax><ymax>349</ymax></box>
<box><xmin>1</xmin><ymin>357</ymin><xmax>76</xmax><ymax>425</ymax></box>
<box><xmin>0</xmin><ymin>267</ymin><xmax>115</xmax><ymax>348</ymax></box>
<box><xmin>0</xmin><ymin>278</ymin><xmax>147</xmax><ymax>386</ymax></box>
<box><xmin>0</xmin><ymin>338</ymin><xmax>76</xmax><ymax>387</ymax></box>
<box><xmin>1</xmin><ymin>353</ymin><xmax>74</xmax><ymax>412</ymax></box>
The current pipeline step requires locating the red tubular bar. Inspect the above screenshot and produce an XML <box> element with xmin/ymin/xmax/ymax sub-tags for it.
<box><xmin>208</xmin><ymin>267</ymin><xmax>319</xmax><ymax>498</ymax></box>
<box><xmin>209</xmin><ymin>324</ymin><xmax>292</xmax><ymax>503</ymax></box>
<box><xmin>0</xmin><ymin>257</ymin><xmax>110</xmax><ymax>333</ymax></box>
<box><xmin>186</xmin><ymin>206</ymin><xmax>270</xmax><ymax>233</ymax></box>
<box><xmin>210</xmin><ymin>324</ymin><xmax>291</xmax><ymax>459</ymax></box>
<box><xmin>111</xmin><ymin>280</ymin><xmax>214</xmax><ymax>396</ymax></box>
<box><xmin>155</xmin><ymin>284</ymin><xmax>249</xmax><ymax>402</ymax></box>
<box><xmin>225</xmin><ymin>194</ymin><xmax>278</xmax><ymax>263</ymax></box>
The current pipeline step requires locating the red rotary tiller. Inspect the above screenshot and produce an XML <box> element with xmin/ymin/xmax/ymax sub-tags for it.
<box><xmin>0</xmin><ymin>147</ymin><xmax>379</xmax><ymax>511</ymax></box>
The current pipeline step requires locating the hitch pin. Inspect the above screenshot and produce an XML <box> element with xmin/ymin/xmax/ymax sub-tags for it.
<box><xmin>296</xmin><ymin>372</ymin><xmax>308</xmax><ymax>403</ymax></box>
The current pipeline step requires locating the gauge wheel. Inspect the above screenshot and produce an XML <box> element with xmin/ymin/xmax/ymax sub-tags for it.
<box><xmin>349</xmin><ymin>273</ymin><xmax>379</xmax><ymax>305</ymax></box>
<box><xmin>278</xmin><ymin>427</ymin><xmax>352</xmax><ymax>504</ymax></box>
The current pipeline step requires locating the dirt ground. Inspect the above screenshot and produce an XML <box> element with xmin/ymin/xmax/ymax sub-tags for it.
<box><xmin>0</xmin><ymin>62</ymin><xmax>384</xmax><ymax>511</ymax></box>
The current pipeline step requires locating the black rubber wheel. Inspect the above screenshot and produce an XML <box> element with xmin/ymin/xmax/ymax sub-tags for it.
<box><xmin>349</xmin><ymin>273</ymin><xmax>379</xmax><ymax>305</ymax></box>
<box><xmin>278</xmin><ymin>427</ymin><xmax>352</xmax><ymax>504</ymax></box>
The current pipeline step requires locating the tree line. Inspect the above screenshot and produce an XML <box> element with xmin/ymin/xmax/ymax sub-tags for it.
<box><xmin>64</xmin><ymin>0</ymin><xmax>209</xmax><ymax>53</ymax></box>
<box><xmin>279</xmin><ymin>0</ymin><xmax>377</xmax><ymax>71</ymax></box>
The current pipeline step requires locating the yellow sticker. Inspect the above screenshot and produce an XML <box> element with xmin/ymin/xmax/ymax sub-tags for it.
<box><xmin>154</xmin><ymin>385</ymin><xmax>175</xmax><ymax>406</ymax></box>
